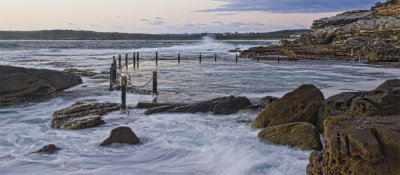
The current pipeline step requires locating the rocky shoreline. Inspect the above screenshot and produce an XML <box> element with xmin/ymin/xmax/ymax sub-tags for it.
<box><xmin>240</xmin><ymin>0</ymin><xmax>400</xmax><ymax>67</ymax></box>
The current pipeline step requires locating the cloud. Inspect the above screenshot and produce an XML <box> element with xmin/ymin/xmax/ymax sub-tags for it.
<box><xmin>113</xmin><ymin>26</ymin><xmax>125</xmax><ymax>30</ymax></box>
<box><xmin>198</xmin><ymin>0</ymin><xmax>381</xmax><ymax>13</ymax></box>
<box><xmin>149</xmin><ymin>20</ymin><xmax>165</xmax><ymax>25</ymax></box>
<box><xmin>216</xmin><ymin>13</ymin><xmax>237</xmax><ymax>16</ymax></box>
<box><xmin>115</xmin><ymin>16</ymin><xmax>120</xmax><ymax>18</ymax></box>
<box><xmin>253</xmin><ymin>23</ymin><xmax>265</xmax><ymax>26</ymax></box>
<box><xmin>155</xmin><ymin>17</ymin><xmax>162</xmax><ymax>20</ymax></box>
<box><xmin>68</xmin><ymin>23</ymin><xmax>74</xmax><ymax>26</ymax></box>
<box><xmin>141</xmin><ymin>18</ymin><xmax>149</xmax><ymax>21</ymax></box>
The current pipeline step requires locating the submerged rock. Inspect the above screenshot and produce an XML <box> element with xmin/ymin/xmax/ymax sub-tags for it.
<box><xmin>252</xmin><ymin>84</ymin><xmax>324</xmax><ymax>128</ymax></box>
<box><xmin>258</xmin><ymin>122</ymin><xmax>322</xmax><ymax>150</ymax></box>
<box><xmin>144</xmin><ymin>96</ymin><xmax>251</xmax><ymax>115</ymax></box>
<box><xmin>52</xmin><ymin>102</ymin><xmax>121</xmax><ymax>130</ymax></box>
<box><xmin>100</xmin><ymin>126</ymin><xmax>140</xmax><ymax>146</ymax></box>
<box><xmin>64</xmin><ymin>68</ymin><xmax>108</xmax><ymax>77</ymax></box>
<box><xmin>321</xmin><ymin>115</ymin><xmax>400</xmax><ymax>175</ymax></box>
<box><xmin>258</xmin><ymin>96</ymin><xmax>278</xmax><ymax>108</ymax></box>
<box><xmin>0</xmin><ymin>65</ymin><xmax>82</xmax><ymax>106</ymax></box>
<box><xmin>33</xmin><ymin>144</ymin><xmax>61</xmax><ymax>154</ymax></box>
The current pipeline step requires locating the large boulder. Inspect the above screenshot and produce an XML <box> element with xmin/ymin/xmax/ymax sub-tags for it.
<box><xmin>252</xmin><ymin>84</ymin><xmax>324</xmax><ymax>128</ymax></box>
<box><xmin>52</xmin><ymin>102</ymin><xmax>121</xmax><ymax>130</ymax></box>
<box><xmin>320</xmin><ymin>115</ymin><xmax>400</xmax><ymax>175</ymax></box>
<box><xmin>317</xmin><ymin>79</ymin><xmax>400</xmax><ymax>132</ymax></box>
<box><xmin>258</xmin><ymin>122</ymin><xmax>322</xmax><ymax>150</ymax></box>
<box><xmin>317</xmin><ymin>92</ymin><xmax>359</xmax><ymax>132</ymax></box>
<box><xmin>101</xmin><ymin>126</ymin><xmax>140</xmax><ymax>146</ymax></box>
<box><xmin>0</xmin><ymin>65</ymin><xmax>82</xmax><ymax>106</ymax></box>
<box><xmin>144</xmin><ymin>96</ymin><xmax>251</xmax><ymax>115</ymax></box>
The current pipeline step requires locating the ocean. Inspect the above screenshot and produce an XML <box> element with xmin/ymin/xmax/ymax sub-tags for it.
<box><xmin>0</xmin><ymin>38</ymin><xmax>399</xmax><ymax>175</ymax></box>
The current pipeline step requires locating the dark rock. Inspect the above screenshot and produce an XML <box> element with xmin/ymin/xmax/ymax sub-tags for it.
<box><xmin>252</xmin><ymin>84</ymin><xmax>325</xmax><ymax>128</ymax></box>
<box><xmin>321</xmin><ymin>115</ymin><xmax>400</xmax><ymax>175</ymax></box>
<box><xmin>258</xmin><ymin>96</ymin><xmax>278</xmax><ymax>108</ymax></box>
<box><xmin>64</xmin><ymin>68</ymin><xmax>102</xmax><ymax>77</ymax></box>
<box><xmin>212</xmin><ymin>96</ymin><xmax>251</xmax><ymax>115</ymax></box>
<box><xmin>306</xmin><ymin>151</ymin><xmax>323</xmax><ymax>175</ymax></box>
<box><xmin>375</xmin><ymin>79</ymin><xmax>400</xmax><ymax>89</ymax></box>
<box><xmin>146</xmin><ymin>96</ymin><xmax>251</xmax><ymax>115</ymax></box>
<box><xmin>52</xmin><ymin>102</ymin><xmax>121</xmax><ymax>130</ymax></box>
<box><xmin>33</xmin><ymin>144</ymin><xmax>61</xmax><ymax>154</ymax></box>
<box><xmin>317</xmin><ymin>92</ymin><xmax>359</xmax><ymax>132</ymax></box>
<box><xmin>0</xmin><ymin>65</ymin><xmax>82</xmax><ymax>106</ymax></box>
<box><xmin>136</xmin><ymin>102</ymin><xmax>189</xmax><ymax>109</ymax></box>
<box><xmin>100</xmin><ymin>126</ymin><xmax>140</xmax><ymax>146</ymax></box>
<box><xmin>258</xmin><ymin>122</ymin><xmax>322</xmax><ymax>150</ymax></box>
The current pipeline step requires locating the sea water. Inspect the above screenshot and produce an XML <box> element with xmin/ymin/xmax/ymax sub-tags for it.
<box><xmin>0</xmin><ymin>38</ymin><xmax>399</xmax><ymax>175</ymax></box>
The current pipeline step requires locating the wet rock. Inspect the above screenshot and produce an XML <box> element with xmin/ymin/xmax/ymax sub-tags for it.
<box><xmin>321</xmin><ymin>115</ymin><xmax>400</xmax><ymax>175</ymax></box>
<box><xmin>317</xmin><ymin>92</ymin><xmax>359</xmax><ymax>132</ymax></box>
<box><xmin>311</xmin><ymin>10</ymin><xmax>375</xmax><ymax>29</ymax></box>
<box><xmin>64</xmin><ymin>68</ymin><xmax>99</xmax><ymax>77</ymax></box>
<box><xmin>100</xmin><ymin>126</ymin><xmax>140</xmax><ymax>146</ymax></box>
<box><xmin>258</xmin><ymin>122</ymin><xmax>322</xmax><ymax>150</ymax></box>
<box><xmin>0</xmin><ymin>65</ymin><xmax>82</xmax><ymax>106</ymax></box>
<box><xmin>33</xmin><ymin>144</ymin><xmax>61</xmax><ymax>154</ymax></box>
<box><xmin>252</xmin><ymin>84</ymin><xmax>324</xmax><ymax>128</ymax></box>
<box><xmin>306</xmin><ymin>151</ymin><xmax>323</xmax><ymax>175</ymax></box>
<box><xmin>375</xmin><ymin>79</ymin><xmax>400</xmax><ymax>89</ymax></box>
<box><xmin>146</xmin><ymin>96</ymin><xmax>251</xmax><ymax>115</ymax></box>
<box><xmin>212</xmin><ymin>96</ymin><xmax>251</xmax><ymax>115</ymax></box>
<box><xmin>258</xmin><ymin>96</ymin><xmax>278</xmax><ymax>108</ymax></box>
<box><xmin>52</xmin><ymin>102</ymin><xmax>121</xmax><ymax>130</ymax></box>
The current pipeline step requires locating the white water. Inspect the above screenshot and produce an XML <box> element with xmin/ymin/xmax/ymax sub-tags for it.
<box><xmin>0</xmin><ymin>38</ymin><xmax>399</xmax><ymax>175</ymax></box>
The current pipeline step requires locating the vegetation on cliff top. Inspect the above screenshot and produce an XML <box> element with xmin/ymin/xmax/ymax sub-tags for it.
<box><xmin>0</xmin><ymin>29</ymin><xmax>310</xmax><ymax>40</ymax></box>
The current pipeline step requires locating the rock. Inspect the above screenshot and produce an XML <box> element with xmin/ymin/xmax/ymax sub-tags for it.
<box><xmin>136</xmin><ymin>102</ymin><xmax>189</xmax><ymax>109</ymax></box>
<box><xmin>258</xmin><ymin>96</ymin><xmax>278</xmax><ymax>108</ymax></box>
<box><xmin>64</xmin><ymin>68</ymin><xmax>99</xmax><ymax>77</ymax></box>
<box><xmin>375</xmin><ymin>79</ymin><xmax>400</xmax><ymax>89</ymax></box>
<box><xmin>321</xmin><ymin>115</ymin><xmax>400</xmax><ymax>175</ymax></box>
<box><xmin>252</xmin><ymin>84</ymin><xmax>324</xmax><ymax>128</ymax></box>
<box><xmin>0</xmin><ymin>65</ymin><xmax>82</xmax><ymax>106</ymax></box>
<box><xmin>100</xmin><ymin>126</ymin><xmax>140</xmax><ymax>146</ymax></box>
<box><xmin>240</xmin><ymin>0</ymin><xmax>400</xmax><ymax>66</ymax></box>
<box><xmin>33</xmin><ymin>144</ymin><xmax>61</xmax><ymax>154</ymax></box>
<box><xmin>317</xmin><ymin>92</ymin><xmax>359</xmax><ymax>132</ymax></box>
<box><xmin>146</xmin><ymin>96</ymin><xmax>251</xmax><ymax>115</ymax></box>
<box><xmin>346</xmin><ymin>87</ymin><xmax>400</xmax><ymax>116</ymax></box>
<box><xmin>311</xmin><ymin>10</ymin><xmax>375</xmax><ymax>29</ymax></box>
<box><xmin>258</xmin><ymin>122</ymin><xmax>322</xmax><ymax>150</ymax></box>
<box><xmin>306</xmin><ymin>151</ymin><xmax>323</xmax><ymax>175</ymax></box>
<box><xmin>317</xmin><ymin>80</ymin><xmax>400</xmax><ymax>132</ymax></box>
<box><xmin>52</xmin><ymin>102</ymin><xmax>121</xmax><ymax>130</ymax></box>
<box><xmin>212</xmin><ymin>96</ymin><xmax>251</xmax><ymax>115</ymax></box>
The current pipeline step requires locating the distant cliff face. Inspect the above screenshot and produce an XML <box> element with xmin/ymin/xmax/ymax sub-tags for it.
<box><xmin>297</xmin><ymin>0</ymin><xmax>400</xmax><ymax>62</ymax></box>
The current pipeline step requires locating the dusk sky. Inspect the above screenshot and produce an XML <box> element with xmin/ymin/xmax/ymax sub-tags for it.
<box><xmin>0</xmin><ymin>0</ymin><xmax>381</xmax><ymax>34</ymax></box>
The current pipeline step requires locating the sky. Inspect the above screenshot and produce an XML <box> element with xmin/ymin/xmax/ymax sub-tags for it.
<box><xmin>0</xmin><ymin>0</ymin><xmax>381</xmax><ymax>34</ymax></box>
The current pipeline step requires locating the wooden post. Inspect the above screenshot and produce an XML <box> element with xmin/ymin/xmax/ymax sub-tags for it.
<box><xmin>136</xmin><ymin>52</ymin><xmax>139</xmax><ymax>68</ymax></box>
<box><xmin>109</xmin><ymin>63</ymin><xmax>114</xmax><ymax>90</ymax></box>
<box><xmin>235</xmin><ymin>54</ymin><xmax>238</xmax><ymax>63</ymax></box>
<box><xmin>125</xmin><ymin>54</ymin><xmax>128</xmax><ymax>68</ymax></box>
<box><xmin>351</xmin><ymin>49</ymin><xmax>354</xmax><ymax>57</ymax></box>
<box><xmin>359</xmin><ymin>55</ymin><xmax>361</xmax><ymax>63</ymax></box>
<box><xmin>153</xmin><ymin>71</ymin><xmax>158</xmax><ymax>95</ymax></box>
<box><xmin>118</xmin><ymin>55</ymin><xmax>121</xmax><ymax>67</ymax></box>
<box><xmin>133</xmin><ymin>52</ymin><xmax>136</xmax><ymax>68</ymax></box>
<box><xmin>113</xmin><ymin>56</ymin><xmax>116</xmax><ymax>66</ymax></box>
<box><xmin>257</xmin><ymin>54</ymin><xmax>259</xmax><ymax>62</ymax></box>
<box><xmin>277</xmin><ymin>55</ymin><xmax>280</xmax><ymax>62</ymax></box>
<box><xmin>215</xmin><ymin>54</ymin><xmax>217</xmax><ymax>62</ymax></box>
<box><xmin>121</xmin><ymin>76</ymin><xmax>127</xmax><ymax>110</ymax></box>
<box><xmin>137</xmin><ymin>52</ymin><xmax>140</xmax><ymax>62</ymax></box>
<box><xmin>294</xmin><ymin>53</ymin><xmax>297</xmax><ymax>62</ymax></box>
<box><xmin>199</xmin><ymin>53</ymin><xmax>202</xmax><ymax>63</ymax></box>
<box><xmin>178</xmin><ymin>53</ymin><xmax>181</xmax><ymax>63</ymax></box>
<box><xmin>113</xmin><ymin>63</ymin><xmax>117</xmax><ymax>82</ymax></box>
<box><xmin>156</xmin><ymin>52</ymin><xmax>158</xmax><ymax>65</ymax></box>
